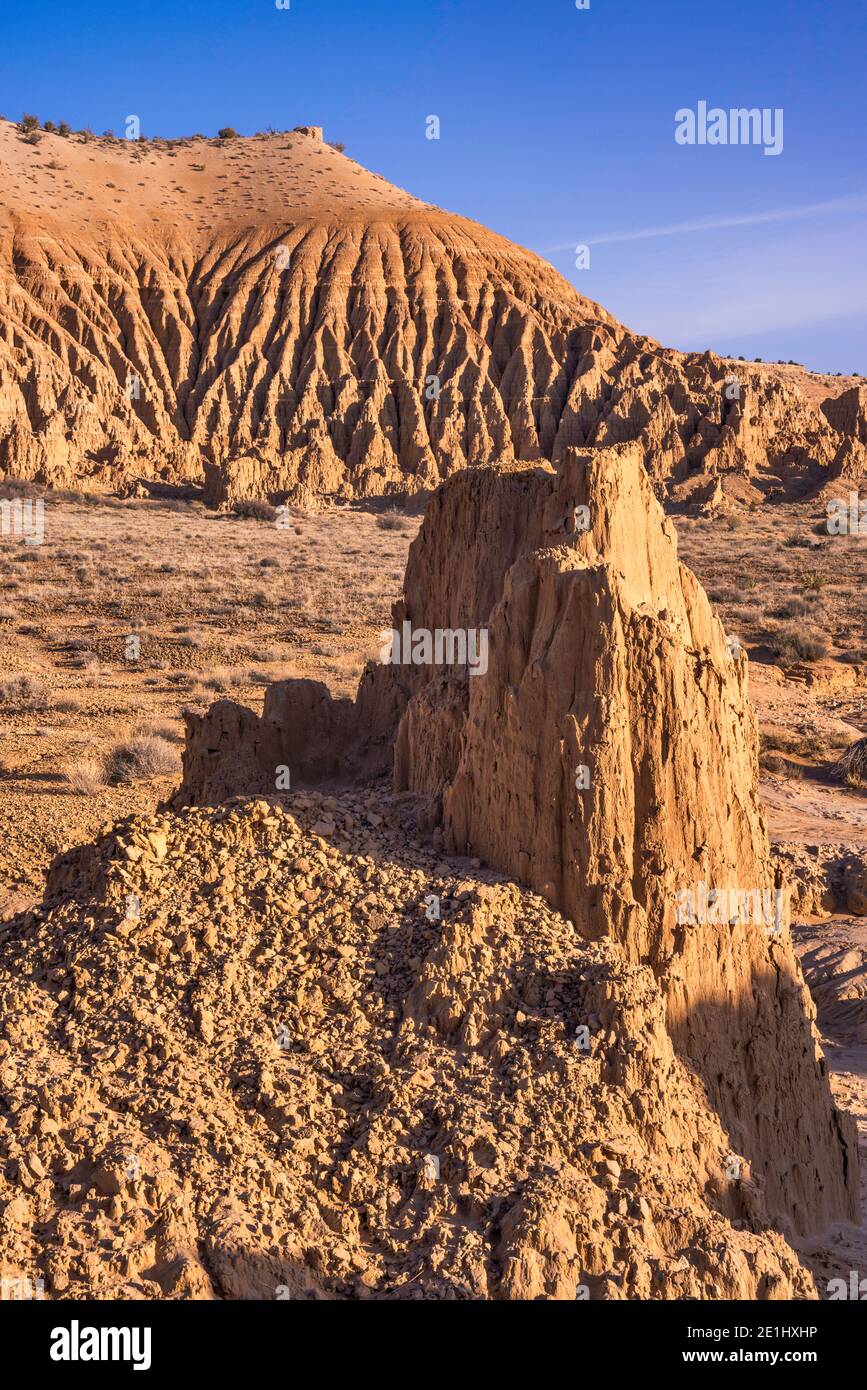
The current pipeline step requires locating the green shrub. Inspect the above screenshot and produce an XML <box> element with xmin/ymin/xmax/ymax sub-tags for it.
<box><xmin>798</xmin><ymin>568</ymin><xmax>827</xmax><ymax>592</ymax></box>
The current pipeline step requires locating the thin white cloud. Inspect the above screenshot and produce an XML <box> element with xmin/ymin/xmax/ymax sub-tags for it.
<box><xmin>542</xmin><ymin>194</ymin><xmax>867</xmax><ymax>252</ymax></box>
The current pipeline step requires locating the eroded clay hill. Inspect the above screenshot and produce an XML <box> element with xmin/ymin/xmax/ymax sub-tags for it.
<box><xmin>179</xmin><ymin>444</ymin><xmax>859</xmax><ymax>1243</ymax></box>
<box><xmin>0</xmin><ymin>792</ymin><xmax>823</xmax><ymax>1299</ymax></box>
<box><xmin>0</xmin><ymin>119</ymin><xmax>863</xmax><ymax>503</ymax></box>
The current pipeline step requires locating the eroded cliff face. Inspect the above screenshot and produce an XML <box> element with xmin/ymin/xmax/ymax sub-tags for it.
<box><xmin>411</xmin><ymin>447</ymin><xmax>858</xmax><ymax>1236</ymax></box>
<box><xmin>177</xmin><ymin>444</ymin><xmax>859</xmax><ymax>1238</ymax></box>
<box><xmin>0</xmin><ymin>120</ymin><xmax>862</xmax><ymax>503</ymax></box>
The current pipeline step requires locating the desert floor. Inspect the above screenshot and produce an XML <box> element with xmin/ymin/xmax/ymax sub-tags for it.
<box><xmin>0</xmin><ymin>493</ymin><xmax>415</xmax><ymax>912</ymax></box>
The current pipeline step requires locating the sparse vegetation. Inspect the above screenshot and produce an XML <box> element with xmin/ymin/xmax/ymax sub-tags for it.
<box><xmin>831</xmin><ymin>736</ymin><xmax>867</xmax><ymax>789</ymax></box>
<box><xmin>103</xmin><ymin>734</ymin><xmax>179</xmax><ymax>784</ymax></box>
<box><xmin>798</xmin><ymin>568</ymin><xmax>827</xmax><ymax>592</ymax></box>
<box><xmin>766</xmin><ymin>625</ymin><xmax>829</xmax><ymax>664</ymax></box>
<box><xmin>376</xmin><ymin>511</ymin><xmax>407</xmax><ymax>531</ymax></box>
<box><xmin>772</xmin><ymin>597</ymin><xmax>813</xmax><ymax>619</ymax></box>
<box><xmin>0</xmin><ymin>674</ymin><xmax>52</xmax><ymax>709</ymax></box>
<box><xmin>759</xmin><ymin>750</ymin><xmax>804</xmax><ymax>778</ymax></box>
<box><xmin>676</xmin><ymin>506</ymin><xmax>866</xmax><ymax>678</ymax></box>
<box><xmin>64</xmin><ymin>755</ymin><xmax>105</xmax><ymax>794</ymax></box>
<box><xmin>231</xmin><ymin>498</ymin><xmax>277</xmax><ymax>522</ymax></box>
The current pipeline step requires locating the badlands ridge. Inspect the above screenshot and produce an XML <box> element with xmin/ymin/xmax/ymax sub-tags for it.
<box><xmin>0</xmin><ymin>118</ymin><xmax>865</xmax><ymax>506</ymax></box>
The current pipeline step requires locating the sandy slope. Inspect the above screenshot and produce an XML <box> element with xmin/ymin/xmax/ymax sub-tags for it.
<box><xmin>0</xmin><ymin>122</ymin><xmax>427</xmax><ymax>232</ymax></box>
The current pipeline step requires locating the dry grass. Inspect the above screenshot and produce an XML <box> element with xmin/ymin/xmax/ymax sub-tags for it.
<box><xmin>765</xmin><ymin>624</ymin><xmax>829</xmax><ymax>664</ymax></box>
<box><xmin>0</xmin><ymin>490</ymin><xmax>417</xmax><ymax>893</ymax></box>
<box><xmin>0</xmin><ymin>674</ymin><xmax>52</xmax><ymax>709</ymax></box>
<box><xmin>103</xmin><ymin>734</ymin><xmax>179</xmax><ymax>784</ymax></box>
<box><xmin>675</xmin><ymin>503</ymin><xmax>867</xmax><ymax>668</ymax></box>
<box><xmin>139</xmin><ymin>717</ymin><xmax>184</xmax><ymax>743</ymax></box>
<box><xmin>64</xmin><ymin>755</ymin><xmax>105</xmax><ymax>794</ymax></box>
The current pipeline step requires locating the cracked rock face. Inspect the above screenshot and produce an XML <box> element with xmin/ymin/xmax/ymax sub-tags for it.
<box><xmin>178</xmin><ymin>443</ymin><xmax>859</xmax><ymax>1240</ymax></box>
<box><xmin>0</xmin><ymin>121</ymin><xmax>861</xmax><ymax>504</ymax></box>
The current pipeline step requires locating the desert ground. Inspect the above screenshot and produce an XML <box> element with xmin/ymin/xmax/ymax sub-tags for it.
<box><xmin>0</xmin><ymin>490</ymin><xmax>416</xmax><ymax>912</ymax></box>
<box><xmin>4</xmin><ymin>487</ymin><xmax>866</xmax><ymax>907</ymax></box>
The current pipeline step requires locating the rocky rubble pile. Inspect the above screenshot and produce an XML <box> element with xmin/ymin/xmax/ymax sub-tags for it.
<box><xmin>0</xmin><ymin>791</ymin><xmax>819</xmax><ymax>1299</ymax></box>
<box><xmin>773</xmin><ymin>842</ymin><xmax>867</xmax><ymax>918</ymax></box>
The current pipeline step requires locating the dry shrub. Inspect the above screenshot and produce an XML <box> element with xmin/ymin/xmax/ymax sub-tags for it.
<box><xmin>773</xmin><ymin>597</ymin><xmax>813</xmax><ymax>619</ymax></box>
<box><xmin>766</xmin><ymin>624</ymin><xmax>829</xmax><ymax>664</ymax></box>
<box><xmin>0</xmin><ymin>674</ymin><xmax>52</xmax><ymax>709</ymax></box>
<box><xmin>831</xmin><ymin>737</ymin><xmax>867</xmax><ymax>789</ymax></box>
<box><xmin>72</xmin><ymin>652</ymin><xmax>100</xmax><ymax>672</ymax></box>
<box><xmin>231</xmin><ymin>498</ymin><xmax>277</xmax><ymax>522</ymax></box>
<box><xmin>140</xmin><ymin>718</ymin><xmax>183</xmax><ymax>743</ymax></box>
<box><xmin>175</xmin><ymin>629</ymin><xmax>208</xmax><ymax>648</ymax></box>
<box><xmin>64</xmin><ymin>756</ymin><xmax>105</xmax><ymax>794</ymax></box>
<box><xmin>759</xmin><ymin>751</ymin><xmax>805</xmax><ymax>779</ymax></box>
<box><xmin>55</xmin><ymin>694</ymin><xmax>84</xmax><ymax>713</ymax></box>
<box><xmin>103</xmin><ymin>735</ymin><xmax>179</xmax><ymax>784</ymax></box>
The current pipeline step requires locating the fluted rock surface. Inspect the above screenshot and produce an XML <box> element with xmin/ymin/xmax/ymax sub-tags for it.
<box><xmin>412</xmin><ymin>446</ymin><xmax>859</xmax><ymax>1235</ymax></box>
<box><xmin>0</xmin><ymin>119</ymin><xmax>861</xmax><ymax>501</ymax></box>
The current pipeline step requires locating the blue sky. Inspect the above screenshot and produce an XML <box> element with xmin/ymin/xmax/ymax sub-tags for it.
<box><xmin>1</xmin><ymin>0</ymin><xmax>864</xmax><ymax>371</ymax></box>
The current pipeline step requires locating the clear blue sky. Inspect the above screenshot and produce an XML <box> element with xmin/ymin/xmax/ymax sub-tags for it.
<box><xmin>2</xmin><ymin>0</ymin><xmax>865</xmax><ymax>372</ymax></box>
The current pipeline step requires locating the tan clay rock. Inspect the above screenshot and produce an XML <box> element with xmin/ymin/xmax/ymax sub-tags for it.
<box><xmin>0</xmin><ymin>122</ymin><xmax>859</xmax><ymax>504</ymax></box>
<box><xmin>180</xmin><ymin>442</ymin><xmax>859</xmax><ymax>1242</ymax></box>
